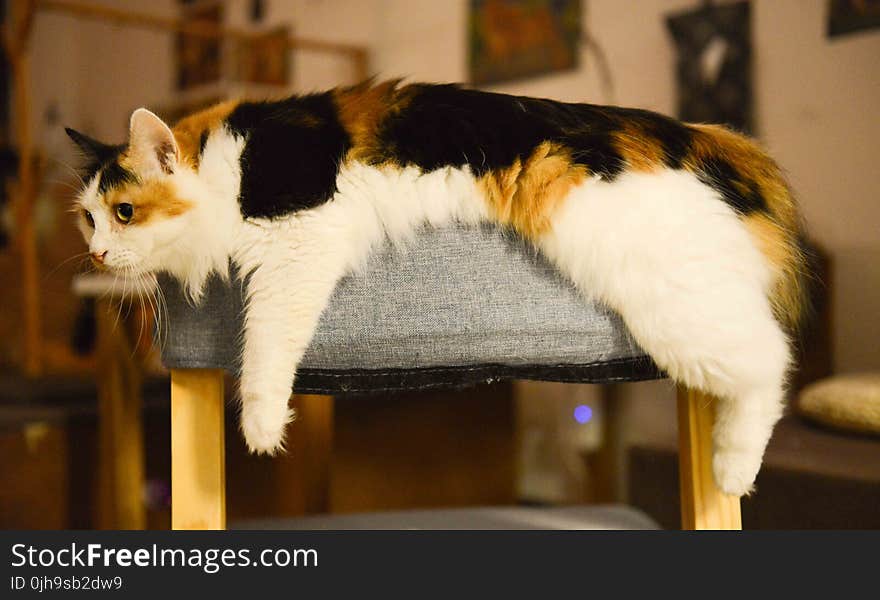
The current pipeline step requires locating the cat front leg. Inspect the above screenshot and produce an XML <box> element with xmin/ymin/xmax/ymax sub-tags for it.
<box><xmin>235</xmin><ymin>225</ymin><xmax>356</xmax><ymax>455</ymax></box>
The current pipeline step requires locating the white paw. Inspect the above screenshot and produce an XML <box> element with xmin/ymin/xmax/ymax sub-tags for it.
<box><xmin>712</xmin><ymin>447</ymin><xmax>764</xmax><ymax>496</ymax></box>
<box><xmin>240</xmin><ymin>397</ymin><xmax>296</xmax><ymax>456</ymax></box>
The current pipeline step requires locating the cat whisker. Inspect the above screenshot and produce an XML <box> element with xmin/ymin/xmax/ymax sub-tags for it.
<box><xmin>45</xmin><ymin>178</ymin><xmax>86</xmax><ymax>194</ymax></box>
<box><xmin>143</xmin><ymin>276</ymin><xmax>161</xmax><ymax>353</ymax></box>
<box><xmin>121</xmin><ymin>267</ymin><xmax>136</xmax><ymax>322</ymax></box>
<box><xmin>47</xmin><ymin>156</ymin><xmax>85</xmax><ymax>187</ymax></box>
<box><xmin>112</xmin><ymin>271</ymin><xmax>125</xmax><ymax>331</ymax></box>
<box><xmin>140</xmin><ymin>273</ymin><xmax>160</xmax><ymax>350</ymax></box>
<box><xmin>43</xmin><ymin>252</ymin><xmax>91</xmax><ymax>281</ymax></box>
<box><xmin>132</xmin><ymin>274</ymin><xmax>148</xmax><ymax>360</ymax></box>
<box><xmin>151</xmin><ymin>274</ymin><xmax>170</xmax><ymax>353</ymax></box>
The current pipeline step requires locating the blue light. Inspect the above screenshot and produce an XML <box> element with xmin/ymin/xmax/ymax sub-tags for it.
<box><xmin>573</xmin><ymin>404</ymin><xmax>593</xmax><ymax>424</ymax></box>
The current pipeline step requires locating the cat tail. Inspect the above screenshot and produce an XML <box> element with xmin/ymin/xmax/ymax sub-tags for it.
<box><xmin>773</xmin><ymin>210</ymin><xmax>817</xmax><ymax>343</ymax></box>
<box><xmin>739</xmin><ymin>173</ymin><xmax>814</xmax><ymax>343</ymax></box>
<box><xmin>687</xmin><ymin>123</ymin><xmax>814</xmax><ymax>340</ymax></box>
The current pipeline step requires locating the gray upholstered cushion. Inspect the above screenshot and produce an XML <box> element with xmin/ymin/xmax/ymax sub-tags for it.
<box><xmin>159</xmin><ymin>226</ymin><xmax>662</xmax><ymax>393</ymax></box>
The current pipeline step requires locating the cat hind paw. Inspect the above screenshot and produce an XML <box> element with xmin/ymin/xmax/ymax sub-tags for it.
<box><xmin>240</xmin><ymin>400</ymin><xmax>296</xmax><ymax>456</ymax></box>
<box><xmin>712</xmin><ymin>447</ymin><xmax>763</xmax><ymax>497</ymax></box>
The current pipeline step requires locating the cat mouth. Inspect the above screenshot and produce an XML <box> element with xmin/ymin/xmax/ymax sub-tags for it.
<box><xmin>89</xmin><ymin>256</ymin><xmax>108</xmax><ymax>270</ymax></box>
<box><xmin>89</xmin><ymin>259</ymin><xmax>134</xmax><ymax>274</ymax></box>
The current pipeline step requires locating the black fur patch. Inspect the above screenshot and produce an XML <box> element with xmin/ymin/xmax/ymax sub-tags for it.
<box><xmin>372</xmin><ymin>84</ymin><xmax>712</xmax><ymax>182</ymax></box>
<box><xmin>377</xmin><ymin>85</ymin><xmax>557</xmax><ymax>174</ymax></box>
<box><xmin>226</xmin><ymin>93</ymin><xmax>351</xmax><ymax>219</ymax></box>
<box><xmin>376</xmin><ymin>84</ymin><xmax>772</xmax><ymax>216</ymax></box>
<box><xmin>695</xmin><ymin>156</ymin><xmax>766</xmax><ymax>214</ymax></box>
<box><xmin>65</xmin><ymin>127</ymin><xmax>127</xmax><ymax>185</ymax></box>
<box><xmin>615</xmin><ymin>107</ymin><xmax>693</xmax><ymax>169</ymax></box>
<box><xmin>198</xmin><ymin>130</ymin><xmax>209</xmax><ymax>157</ymax></box>
<box><xmin>97</xmin><ymin>160</ymin><xmax>138</xmax><ymax>194</ymax></box>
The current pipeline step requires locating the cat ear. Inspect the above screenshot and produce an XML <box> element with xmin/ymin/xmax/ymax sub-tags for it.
<box><xmin>65</xmin><ymin>128</ymin><xmax>119</xmax><ymax>165</ymax></box>
<box><xmin>128</xmin><ymin>108</ymin><xmax>179</xmax><ymax>176</ymax></box>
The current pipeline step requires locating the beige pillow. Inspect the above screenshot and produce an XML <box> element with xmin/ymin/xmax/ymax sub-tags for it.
<box><xmin>798</xmin><ymin>373</ymin><xmax>880</xmax><ymax>436</ymax></box>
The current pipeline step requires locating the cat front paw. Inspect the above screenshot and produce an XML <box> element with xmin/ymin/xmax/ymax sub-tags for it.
<box><xmin>240</xmin><ymin>395</ymin><xmax>296</xmax><ymax>455</ymax></box>
<box><xmin>712</xmin><ymin>446</ymin><xmax>763</xmax><ymax>496</ymax></box>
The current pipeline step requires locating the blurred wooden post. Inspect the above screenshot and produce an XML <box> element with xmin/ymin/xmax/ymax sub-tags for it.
<box><xmin>3</xmin><ymin>0</ymin><xmax>41</xmax><ymax>376</ymax></box>
<box><xmin>585</xmin><ymin>385</ymin><xmax>620</xmax><ymax>503</ymax></box>
<box><xmin>352</xmin><ymin>48</ymin><xmax>369</xmax><ymax>81</ymax></box>
<box><xmin>677</xmin><ymin>386</ymin><xmax>742</xmax><ymax>530</ymax></box>
<box><xmin>95</xmin><ymin>298</ymin><xmax>145</xmax><ymax>529</ymax></box>
<box><xmin>292</xmin><ymin>394</ymin><xmax>334</xmax><ymax>513</ymax></box>
<box><xmin>171</xmin><ymin>369</ymin><xmax>226</xmax><ymax>530</ymax></box>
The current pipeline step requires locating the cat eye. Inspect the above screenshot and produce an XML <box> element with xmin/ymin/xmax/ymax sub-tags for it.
<box><xmin>83</xmin><ymin>209</ymin><xmax>94</xmax><ymax>228</ymax></box>
<box><xmin>115</xmin><ymin>203</ymin><xmax>134</xmax><ymax>224</ymax></box>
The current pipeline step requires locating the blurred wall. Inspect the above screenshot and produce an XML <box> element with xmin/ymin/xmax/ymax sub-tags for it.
<box><xmin>29</xmin><ymin>0</ymin><xmax>176</xmax><ymax>149</ymax></box>
<box><xmin>753</xmin><ymin>0</ymin><xmax>880</xmax><ymax>374</ymax></box>
<box><xmin>225</xmin><ymin>0</ymin><xmax>375</xmax><ymax>90</ymax></box>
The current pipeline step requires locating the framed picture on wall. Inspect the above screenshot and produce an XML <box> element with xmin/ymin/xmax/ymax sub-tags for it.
<box><xmin>175</xmin><ymin>0</ymin><xmax>290</xmax><ymax>95</ymax></box>
<box><xmin>469</xmin><ymin>0</ymin><xmax>581</xmax><ymax>86</ymax></box>
<box><xmin>231</xmin><ymin>26</ymin><xmax>290</xmax><ymax>87</ymax></box>
<box><xmin>176</xmin><ymin>1</ymin><xmax>224</xmax><ymax>91</ymax></box>
<box><xmin>828</xmin><ymin>0</ymin><xmax>880</xmax><ymax>38</ymax></box>
<box><xmin>667</xmin><ymin>1</ymin><xmax>753</xmax><ymax>134</ymax></box>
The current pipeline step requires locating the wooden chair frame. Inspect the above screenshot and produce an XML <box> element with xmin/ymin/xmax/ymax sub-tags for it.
<box><xmin>169</xmin><ymin>369</ymin><xmax>742</xmax><ymax>530</ymax></box>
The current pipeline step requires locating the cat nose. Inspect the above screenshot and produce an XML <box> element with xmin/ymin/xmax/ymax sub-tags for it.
<box><xmin>91</xmin><ymin>251</ymin><xmax>107</xmax><ymax>264</ymax></box>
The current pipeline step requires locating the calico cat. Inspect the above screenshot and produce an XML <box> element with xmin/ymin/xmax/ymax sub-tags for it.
<box><xmin>66</xmin><ymin>80</ymin><xmax>808</xmax><ymax>496</ymax></box>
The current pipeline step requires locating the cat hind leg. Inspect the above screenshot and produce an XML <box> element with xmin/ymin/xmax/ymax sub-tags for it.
<box><xmin>540</xmin><ymin>170</ymin><xmax>792</xmax><ymax>496</ymax></box>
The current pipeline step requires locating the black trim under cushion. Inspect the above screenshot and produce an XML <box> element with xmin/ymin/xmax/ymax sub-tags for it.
<box><xmin>292</xmin><ymin>355</ymin><xmax>664</xmax><ymax>395</ymax></box>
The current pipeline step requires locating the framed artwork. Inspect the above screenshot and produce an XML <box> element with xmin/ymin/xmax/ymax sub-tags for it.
<box><xmin>232</xmin><ymin>26</ymin><xmax>290</xmax><ymax>87</ymax></box>
<box><xmin>176</xmin><ymin>1</ymin><xmax>224</xmax><ymax>91</ymax></box>
<box><xmin>667</xmin><ymin>1</ymin><xmax>753</xmax><ymax>134</ymax></box>
<box><xmin>828</xmin><ymin>0</ymin><xmax>880</xmax><ymax>38</ymax></box>
<box><xmin>469</xmin><ymin>0</ymin><xmax>581</xmax><ymax>86</ymax></box>
<box><xmin>175</xmin><ymin>1</ymin><xmax>289</xmax><ymax>93</ymax></box>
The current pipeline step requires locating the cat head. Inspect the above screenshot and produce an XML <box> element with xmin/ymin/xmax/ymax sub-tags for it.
<box><xmin>67</xmin><ymin>109</ymin><xmax>209</xmax><ymax>279</ymax></box>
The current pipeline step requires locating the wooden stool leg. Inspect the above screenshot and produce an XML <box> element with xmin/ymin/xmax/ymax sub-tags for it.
<box><xmin>171</xmin><ymin>369</ymin><xmax>226</xmax><ymax>530</ymax></box>
<box><xmin>677</xmin><ymin>386</ymin><xmax>742</xmax><ymax>530</ymax></box>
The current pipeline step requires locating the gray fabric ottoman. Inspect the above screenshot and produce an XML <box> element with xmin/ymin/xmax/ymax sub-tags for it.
<box><xmin>159</xmin><ymin>225</ymin><xmax>663</xmax><ymax>394</ymax></box>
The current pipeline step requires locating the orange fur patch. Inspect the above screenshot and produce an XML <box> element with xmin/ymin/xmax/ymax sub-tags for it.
<box><xmin>685</xmin><ymin>124</ymin><xmax>797</xmax><ymax>226</ymax></box>
<box><xmin>332</xmin><ymin>79</ymin><xmax>413</xmax><ymax>164</ymax></box>
<box><xmin>612</xmin><ymin>123</ymin><xmax>665</xmax><ymax>172</ymax></box>
<box><xmin>171</xmin><ymin>100</ymin><xmax>240</xmax><ymax>167</ymax></box>
<box><xmin>479</xmin><ymin>141</ymin><xmax>587</xmax><ymax>239</ymax></box>
<box><xmin>743</xmin><ymin>212</ymin><xmax>806</xmax><ymax>331</ymax></box>
<box><xmin>103</xmin><ymin>179</ymin><xmax>192</xmax><ymax>225</ymax></box>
